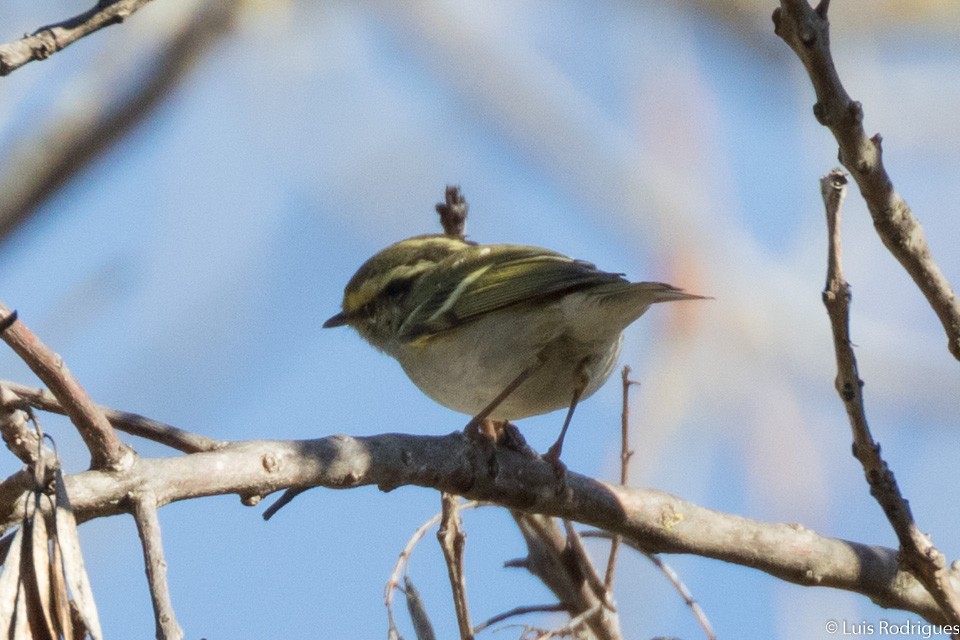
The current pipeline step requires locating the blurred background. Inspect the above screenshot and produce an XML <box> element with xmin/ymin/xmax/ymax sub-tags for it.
<box><xmin>1</xmin><ymin>1</ymin><xmax>959</xmax><ymax>638</ymax></box>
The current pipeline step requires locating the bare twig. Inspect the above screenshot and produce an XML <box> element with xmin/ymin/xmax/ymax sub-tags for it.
<box><xmin>562</xmin><ymin>520</ymin><xmax>612</xmax><ymax>611</ymax></box>
<box><xmin>643</xmin><ymin>552</ymin><xmax>716</xmax><ymax>640</ymax></box>
<box><xmin>511</xmin><ymin>513</ymin><xmax>622</xmax><ymax>640</ymax></box>
<box><xmin>584</xmin><ymin>530</ymin><xmax>717</xmax><ymax>640</ymax></box>
<box><xmin>535</xmin><ymin>603</ymin><xmax>604</xmax><ymax>640</ymax></box>
<box><xmin>438</xmin><ymin>493</ymin><xmax>474</xmax><ymax>640</ymax></box>
<box><xmin>603</xmin><ymin>366</ymin><xmax>638</xmax><ymax>590</ymax></box>
<box><xmin>819</xmin><ymin>168</ymin><xmax>960</xmax><ymax>629</ymax></box>
<box><xmin>0</xmin><ymin>0</ymin><xmax>156</xmax><ymax>76</ymax></box>
<box><xmin>0</xmin><ymin>303</ymin><xmax>132</xmax><ymax>470</ymax></box>
<box><xmin>385</xmin><ymin>501</ymin><xmax>483</xmax><ymax>638</ymax></box>
<box><xmin>0</xmin><ymin>402</ymin><xmax>55</xmax><ymax>470</ymax></box>
<box><xmin>472</xmin><ymin>604</ymin><xmax>570</xmax><ymax>635</ymax></box>
<box><xmin>131</xmin><ymin>491</ymin><xmax>183</xmax><ymax>640</ymax></box>
<box><xmin>402</xmin><ymin>576</ymin><xmax>437</xmax><ymax>640</ymax></box>
<box><xmin>1</xmin><ymin>381</ymin><xmax>223</xmax><ymax>454</ymax></box>
<box><xmin>773</xmin><ymin>0</ymin><xmax>960</xmax><ymax>361</ymax></box>
<box><xmin>261</xmin><ymin>487</ymin><xmax>307</xmax><ymax>520</ymax></box>
<box><xmin>436</xmin><ymin>185</ymin><xmax>469</xmax><ymax>238</ymax></box>
<box><xmin>0</xmin><ymin>0</ymin><xmax>239</xmax><ymax>247</ymax></box>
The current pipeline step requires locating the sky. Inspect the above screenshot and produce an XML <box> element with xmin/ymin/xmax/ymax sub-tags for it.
<box><xmin>1</xmin><ymin>1</ymin><xmax>959</xmax><ymax>638</ymax></box>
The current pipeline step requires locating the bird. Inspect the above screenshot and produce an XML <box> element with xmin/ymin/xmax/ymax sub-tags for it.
<box><xmin>324</xmin><ymin>233</ymin><xmax>704</xmax><ymax>462</ymax></box>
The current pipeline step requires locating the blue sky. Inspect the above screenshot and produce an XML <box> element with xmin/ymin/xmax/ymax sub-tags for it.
<box><xmin>2</xmin><ymin>2</ymin><xmax>959</xmax><ymax>638</ymax></box>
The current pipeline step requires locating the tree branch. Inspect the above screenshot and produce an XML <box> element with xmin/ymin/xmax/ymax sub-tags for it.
<box><xmin>584</xmin><ymin>530</ymin><xmax>716</xmax><ymax>640</ymax></box>
<box><xmin>0</xmin><ymin>304</ymin><xmax>132</xmax><ymax>471</ymax></box>
<box><xmin>773</xmin><ymin>0</ymin><xmax>960</xmax><ymax>361</ymax></box>
<box><xmin>0</xmin><ymin>428</ymin><xmax>956</xmax><ymax>623</ymax></box>
<box><xmin>603</xmin><ymin>366</ymin><xmax>637</xmax><ymax>590</ymax></box>
<box><xmin>510</xmin><ymin>513</ymin><xmax>622</xmax><ymax>640</ymax></box>
<box><xmin>0</xmin><ymin>0</ymin><xmax>156</xmax><ymax>77</ymax></box>
<box><xmin>0</xmin><ymin>0</ymin><xmax>238</xmax><ymax>247</ymax></box>
<box><xmin>438</xmin><ymin>493</ymin><xmax>473</xmax><ymax>640</ymax></box>
<box><xmin>0</xmin><ymin>381</ymin><xmax>224</xmax><ymax>454</ymax></box>
<box><xmin>131</xmin><ymin>492</ymin><xmax>182</xmax><ymax>640</ymax></box>
<box><xmin>819</xmin><ymin>168</ymin><xmax>960</xmax><ymax>629</ymax></box>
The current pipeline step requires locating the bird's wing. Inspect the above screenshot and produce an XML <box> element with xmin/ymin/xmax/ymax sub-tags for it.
<box><xmin>400</xmin><ymin>244</ymin><xmax>626</xmax><ymax>338</ymax></box>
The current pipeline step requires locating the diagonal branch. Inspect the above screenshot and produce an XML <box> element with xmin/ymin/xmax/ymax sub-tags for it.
<box><xmin>0</xmin><ymin>381</ymin><xmax>223</xmax><ymax>454</ymax></box>
<box><xmin>773</xmin><ymin>0</ymin><xmax>960</xmax><ymax>362</ymax></box>
<box><xmin>509</xmin><ymin>513</ymin><xmax>622</xmax><ymax>640</ymax></box>
<box><xmin>0</xmin><ymin>0</ymin><xmax>156</xmax><ymax>76</ymax></box>
<box><xmin>584</xmin><ymin>530</ymin><xmax>716</xmax><ymax>640</ymax></box>
<box><xmin>0</xmin><ymin>304</ymin><xmax>132</xmax><ymax>470</ymax></box>
<box><xmin>819</xmin><ymin>169</ymin><xmax>960</xmax><ymax>629</ymax></box>
<box><xmin>0</xmin><ymin>0</ymin><xmax>239</xmax><ymax>246</ymax></box>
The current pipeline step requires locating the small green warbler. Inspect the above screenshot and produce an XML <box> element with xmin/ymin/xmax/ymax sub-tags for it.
<box><xmin>324</xmin><ymin>233</ymin><xmax>703</xmax><ymax>459</ymax></box>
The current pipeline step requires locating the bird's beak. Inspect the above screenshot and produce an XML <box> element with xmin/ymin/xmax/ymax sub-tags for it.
<box><xmin>323</xmin><ymin>311</ymin><xmax>349</xmax><ymax>328</ymax></box>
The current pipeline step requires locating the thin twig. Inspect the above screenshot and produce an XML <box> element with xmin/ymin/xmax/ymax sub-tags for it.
<box><xmin>0</xmin><ymin>0</ymin><xmax>239</xmax><ymax>247</ymax></box>
<box><xmin>562</xmin><ymin>520</ymin><xmax>612</xmax><ymax>610</ymax></box>
<box><xmin>511</xmin><ymin>513</ymin><xmax>623</xmax><ymax>640</ymax></box>
<box><xmin>387</xmin><ymin>512</ymin><xmax>443</xmax><ymax>638</ymax></box>
<box><xmin>436</xmin><ymin>185</ymin><xmax>468</xmax><ymax>238</ymax></box>
<box><xmin>603</xmin><ymin>366</ymin><xmax>638</xmax><ymax>590</ymax></box>
<box><xmin>261</xmin><ymin>487</ymin><xmax>307</xmax><ymax>520</ymax></box>
<box><xmin>472</xmin><ymin>604</ymin><xmax>569</xmax><ymax>635</ymax></box>
<box><xmin>583</xmin><ymin>530</ymin><xmax>716</xmax><ymax>640</ymax></box>
<box><xmin>533</xmin><ymin>603</ymin><xmax>603</xmax><ymax>640</ymax></box>
<box><xmin>131</xmin><ymin>491</ymin><xmax>183</xmax><ymax>640</ymax></box>
<box><xmin>0</xmin><ymin>0</ymin><xmax>156</xmax><ymax>76</ymax></box>
<box><xmin>773</xmin><ymin>0</ymin><xmax>960</xmax><ymax>361</ymax></box>
<box><xmin>438</xmin><ymin>493</ymin><xmax>473</xmax><ymax>640</ymax></box>
<box><xmin>385</xmin><ymin>501</ymin><xmax>483</xmax><ymax>638</ymax></box>
<box><xmin>0</xmin><ymin>303</ymin><xmax>131</xmax><ymax>470</ymax></box>
<box><xmin>402</xmin><ymin>576</ymin><xmax>437</xmax><ymax>640</ymax></box>
<box><xmin>819</xmin><ymin>168</ymin><xmax>960</xmax><ymax>630</ymax></box>
<box><xmin>0</xmin><ymin>381</ymin><xmax>223</xmax><ymax>454</ymax></box>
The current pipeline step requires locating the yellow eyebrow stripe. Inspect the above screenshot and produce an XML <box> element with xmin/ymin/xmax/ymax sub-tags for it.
<box><xmin>344</xmin><ymin>260</ymin><xmax>434</xmax><ymax>313</ymax></box>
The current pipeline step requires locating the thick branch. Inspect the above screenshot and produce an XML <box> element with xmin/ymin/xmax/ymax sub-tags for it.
<box><xmin>819</xmin><ymin>169</ymin><xmax>960</xmax><ymax>628</ymax></box>
<box><xmin>773</xmin><ymin>0</ymin><xmax>960</xmax><ymax>362</ymax></box>
<box><xmin>0</xmin><ymin>304</ymin><xmax>132</xmax><ymax>470</ymax></box>
<box><xmin>0</xmin><ymin>431</ymin><xmax>956</xmax><ymax>623</ymax></box>
<box><xmin>0</xmin><ymin>0</ymin><xmax>156</xmax><ymax>76</ymax></box>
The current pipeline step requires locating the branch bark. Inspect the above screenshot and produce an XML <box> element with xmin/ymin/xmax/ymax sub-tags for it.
<box><xmin>1</xmin><ymin>381</ymin><xmax>223</xmax><ymax>454</ymax></box>
<box><xmin>131</xmin><ymin>491</ymin><xmax>183</xmax><ymax>640</ymax></box>
<box><xmin>0</xmin><ymin>0</ymin><xmax>239</xmax><ymax>247</ymax></box>
<box><xmin>773</xmin><ymin>0</ymin><xmax>960</xmax><ymax>361</ymax></box>
<box><xmin>0</xmin><ymin>304</ymin><xmax>132</xmax><ymax>471</ymax></box>
<box><xmin>0</xmin><ymin>0</ymin><xmax>156</xmax><ymax>76</ymax></box>
<box><xmin>510</xmin><ymin>514</ymin><xmax>621</xmax><ymax>640</ymax></box>
<box><xmin>438</xmin><ymin>494</ymin><xmax>473</xmax><ymax>640</ymax></box>
<box><xmin>1</xmin><ymin>430</ymin><xmax>956</xmax><ymax>624</ymax></box>
<box><xmin>819</xmin><ymin>168</ymin><xmax>960</xmax><ymax>630</ymax></box>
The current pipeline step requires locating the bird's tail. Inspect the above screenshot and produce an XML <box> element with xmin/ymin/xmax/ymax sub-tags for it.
<box><xmin>637</xmin><ymin>281</ymin><xmax>710</xmax><ymax>304</ymax></box>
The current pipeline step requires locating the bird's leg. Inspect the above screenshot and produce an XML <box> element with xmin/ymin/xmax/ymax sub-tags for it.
<box><xmin>543</xmin><ymin>361</ymin><xmax>590</xmax><ymax>471</ymax></box>
<box><xmin>464</xmin><ymin>362</ymin><xmax>536</xmax><ymax>433</ymax></box>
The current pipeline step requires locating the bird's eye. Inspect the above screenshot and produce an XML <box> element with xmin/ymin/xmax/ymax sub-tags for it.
<box><xmin>382</xmin><ymin>276</ymin><xmax>414</xmax><ymax>298</ymax></box>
